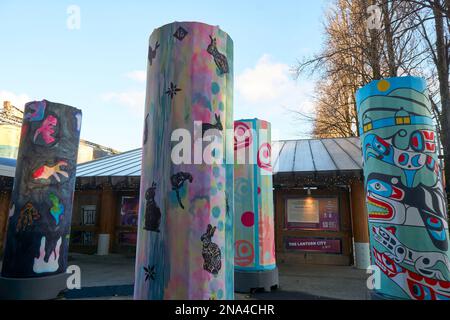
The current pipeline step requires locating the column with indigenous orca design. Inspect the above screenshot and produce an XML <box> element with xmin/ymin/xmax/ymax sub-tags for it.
<box><xmin>233</xmin><ymin>118</ymin><xmax>278</xmax><ymax>292</ymax></box>
<box><xmin>134</xmin><ymin>22</ymin><xmax>234</xmax><ymax>300</ymax></box>
<box><xmin>356</xmin><ymin>77</ymin><xmax>450</xmax><ymax>300</ymax></box>
<box><xmin>0</xmin><ymin>100</ymin><xmax>82</xmax><ymax>300</ymax></box>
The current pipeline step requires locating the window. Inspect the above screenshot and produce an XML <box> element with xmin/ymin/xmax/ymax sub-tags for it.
<box><xmin>81</xmin><ymin>205</ymin><xmax>96</xmax><ymax>226</ymax></box>
<box><xmin>70</xmin><ymin>205</ymin><xmax>97</xmax><ymax>247</ymax></box>
<box><xmin>118</xmin><ymin>196</ymin><xmax>139</xmax><ymax>246</ymax></box>
<box><xmin>363</xmin><ymin>122</ymin><xmax>373</xmax><ymax>133</ymax></box>
<box><xmin>81</xmin><ymin>232</ymin><xmax>95</xmax><ymax>246</ymax></box>
<box><xmin>395</xmin><ymin>116</ymin><xmax>411</xmax><ymax>125</ymax></box>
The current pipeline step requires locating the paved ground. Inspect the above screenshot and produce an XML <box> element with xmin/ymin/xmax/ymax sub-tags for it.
<box><xmin>68</xmin><ymin>253</ymin><xmax>136</xmax><ymax>287</ymax></box>
<box><xmin>0</xmin><ymin>254</ymin><xmax>370</xmax><ymax>299</ymax></box>
<box><xmin>60</xmin><ymin>253</ymin><xmax>370</xmax><ymax>300</ymax></box>
<box><xmin>265</xmin><ymin>263</ymin><xmax>371</xmax><ymax>300</ymax></box>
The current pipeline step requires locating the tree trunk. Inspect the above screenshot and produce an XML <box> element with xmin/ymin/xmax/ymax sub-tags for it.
<box><xmin>362</xmin><ymin>0</ymin><xmax>382</xmax><ymax>79</ymax></box>
<box><xmin>382</xmin><ymin>0</ymin><xmax>397</xmax><ymax>77</ymax></box>
<box><xmin>433</xmin><ymin>3</ymin><xmax>450</xmax><ymax>208</ymax></box>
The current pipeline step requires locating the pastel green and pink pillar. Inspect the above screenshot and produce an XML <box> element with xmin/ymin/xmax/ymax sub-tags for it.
<box><xmin>234</xmin><ymin>118</ymin><xmax>278</xmax><ymax>292</ymax></box>
<box><xmin>134</xmin><ymin>22</ymin><xmax>234</xmax><ymax>300</ymax></box>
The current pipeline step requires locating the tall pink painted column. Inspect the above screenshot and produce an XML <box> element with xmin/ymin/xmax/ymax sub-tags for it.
<box><xmin>134</xmin><ymin>22</ymin><xmax>234</xmax><ymax>300</ymax></box>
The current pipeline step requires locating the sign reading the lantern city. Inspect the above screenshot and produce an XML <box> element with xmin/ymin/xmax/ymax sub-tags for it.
<box><xmin>285</xmin><ymin>237</ymin><xmax>342</xmax><ymax>254</ymax></box>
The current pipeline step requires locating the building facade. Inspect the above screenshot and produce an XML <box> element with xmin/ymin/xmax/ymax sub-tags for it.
<box><xmin>272</xmin><ymin>138</ymin><xmax>368</xmax><ymax>266</ymax></box>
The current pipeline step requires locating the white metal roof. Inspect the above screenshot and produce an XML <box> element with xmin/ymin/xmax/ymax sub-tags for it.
<box><xmin>76</xmin><ymin>148</ymin><xmax>142</xmax><ymax>177</ymax></box>
<box><xmin>273</xmin><ymin>137</ymin><xmax>362</xmax><ymax>173</ymax></box>
<box><xmin>75</xmin><ymin>137</ymin><xmax>362</xmax><ymax>178</ymax></box>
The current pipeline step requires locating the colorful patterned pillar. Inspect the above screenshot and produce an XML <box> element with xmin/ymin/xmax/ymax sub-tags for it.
<box><xmin>233</xmin><ymin>119</ymin><xmax>278</xmax><ymax>292</ymax></box>
<box><xmin>134</xmin><ymin>22</ymin><xmax>234</xmax><ymax>300</ymax></box>
<box><xmin>0</xmin><ymin>100</ymin><xmax>82</xmax><ymax>299</ymax></box>
<box><xmin>356</xmin><ymin>77</ymin><xmax>450</xmax><ymax>300</ymax></box>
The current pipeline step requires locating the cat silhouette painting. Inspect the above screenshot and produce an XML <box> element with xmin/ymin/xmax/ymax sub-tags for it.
<box><xmin>170</xmin><ymin>172</ymin><xmax>193</xmax><ymax>209</ymax></box>
<box><xmin>144</xmin><ymin>182</ymin><xmax>161</xmax><ymax>233</ymax></box>
<box><xmin>201</xmin><ymin>224</ymin><xmax>222</xmax><ymax>275</ymax></box>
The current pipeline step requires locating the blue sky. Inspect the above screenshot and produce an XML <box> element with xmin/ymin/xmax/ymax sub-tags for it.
<box><xmin>0</xmin><ymin>0</ymin><xmax>328</xmax><ymax>151</ymax></box>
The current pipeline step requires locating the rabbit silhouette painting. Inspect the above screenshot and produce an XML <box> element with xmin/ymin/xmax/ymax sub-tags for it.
<box><xmin>202</xmin><ymin>113</ymin><xmax>223</xmax><ymax>137</ymax></box>
<box><xmin>201</xmin><ymin>224</ymin><xmax>222</xmax><ymax>275</ymax></box>
<box><xmin>144</xmin><ymin>182</ymin><xmax>161</xmax><ymax>233</ymax></box>
<box><xmin>207</xmin><ymin>35</ymin><xmax>229</xmax><ymax>75</ymax></box>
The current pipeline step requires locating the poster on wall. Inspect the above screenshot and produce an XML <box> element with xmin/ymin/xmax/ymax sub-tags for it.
<box><xmin>119</xmin><ymin>196</ymin><xmax>139</xmax><ymax>245</ymax></box>
<box><xmin>286</xmin><ymin>197</ymin><xmax>339</xmax><ymax>231</ymax></box>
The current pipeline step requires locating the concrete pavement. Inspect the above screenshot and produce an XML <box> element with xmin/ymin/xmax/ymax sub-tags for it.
<box><xmin>0</xmin><ymin>254</ymin><xmax>370</xmax><ymax>299</ymax></box>
<box><xmin>61</xmin><ymin>253</ymin><xmax>370</xmax><ymax>300</ymax></box>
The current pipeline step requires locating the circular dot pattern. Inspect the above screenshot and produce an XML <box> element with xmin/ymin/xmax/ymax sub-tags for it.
<box><xmin>241</xmin><ymin>211</ymin><xmax>254</xmax><ymax>227</ymax></box>
<box><xmin>212</xmin><ymin>206</ymin><xmax>221</xmax><ymax>218</ymax></box>
<box><xmin>211</xmin><ymin>82</ymin><xmax>220</xmax><ymax>94</ymax></box>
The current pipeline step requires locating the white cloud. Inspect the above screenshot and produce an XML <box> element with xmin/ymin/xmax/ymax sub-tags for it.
<box><xmin>100</xmin><ymin>70</ymin><xmax>147</xmax><ymax>115</ymax></box>
<box><xmin>101</xmin><ymin>58</ymin><xmax>315</xmax><ymax>139</ymax></box>
<box><xmin>126</xmin><ymin>70</ymin><xmax>146</xmax><ymax>82</ymax></box>
<box><xmin>235</xmin><ymin>54</ymin><xmax>316</xmax><ymax>139</ymax></box>
<box><xmin>0</xmin><ymin>90</ymin><xmax>32</xmax><ymax>110</ymax></box>
<box><xmin>101</xmin><ymin>90</ymin><xmax>145</xmax><ymax>114</ymax></box>
<box><xmin>237</xmin><ymin>55</ymin><xmax>291</xmax><ymax>102</ymax></box>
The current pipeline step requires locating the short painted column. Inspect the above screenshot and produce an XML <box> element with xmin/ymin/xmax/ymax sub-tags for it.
<box><xmin>0</xmin><ymin>100</ymin><xmax>82</xmax><ymax>300</ymax></box>
<box><xmin>350</xmin><ymin>180</ymin><xmax>370</xmax><ymax>269</ymax></box>
<box><xmin>134</xmin><ymin>22</ymin><xmax>234</xmax><ymax>300</ymax></box>
<box><xmin>356</xmin><ymin>77</ymin><xmax>450</xmax><ymax>300</ymax></box>
<box><xmin>234</xmin><ymin>118</ymin><xmax>278</xmax><ymax>292</ymax></box>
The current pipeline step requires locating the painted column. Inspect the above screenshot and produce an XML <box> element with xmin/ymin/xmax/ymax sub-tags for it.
<box><xmin>134</xmin><ymin>22</ymin><xmax>234</xmax><ymax>300</ymax></box>
<box><xmin>0</xmin><ymin>100</ymin><xmax>82</xmax><ymax>299</ymax></box>
<box><xmin>350</xmin><ymin>180</ymin><xmax>370</xmax><ymax>269</ymax></box>
<box><xmin>234</xmin><ymin>119</ymin><xmax>278</xmax><ymax>292</ymax></box>
<box><xmin>356</xmin><ymin>77</ymin><xmax>450</xmax><ymax>300</ymax></box>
